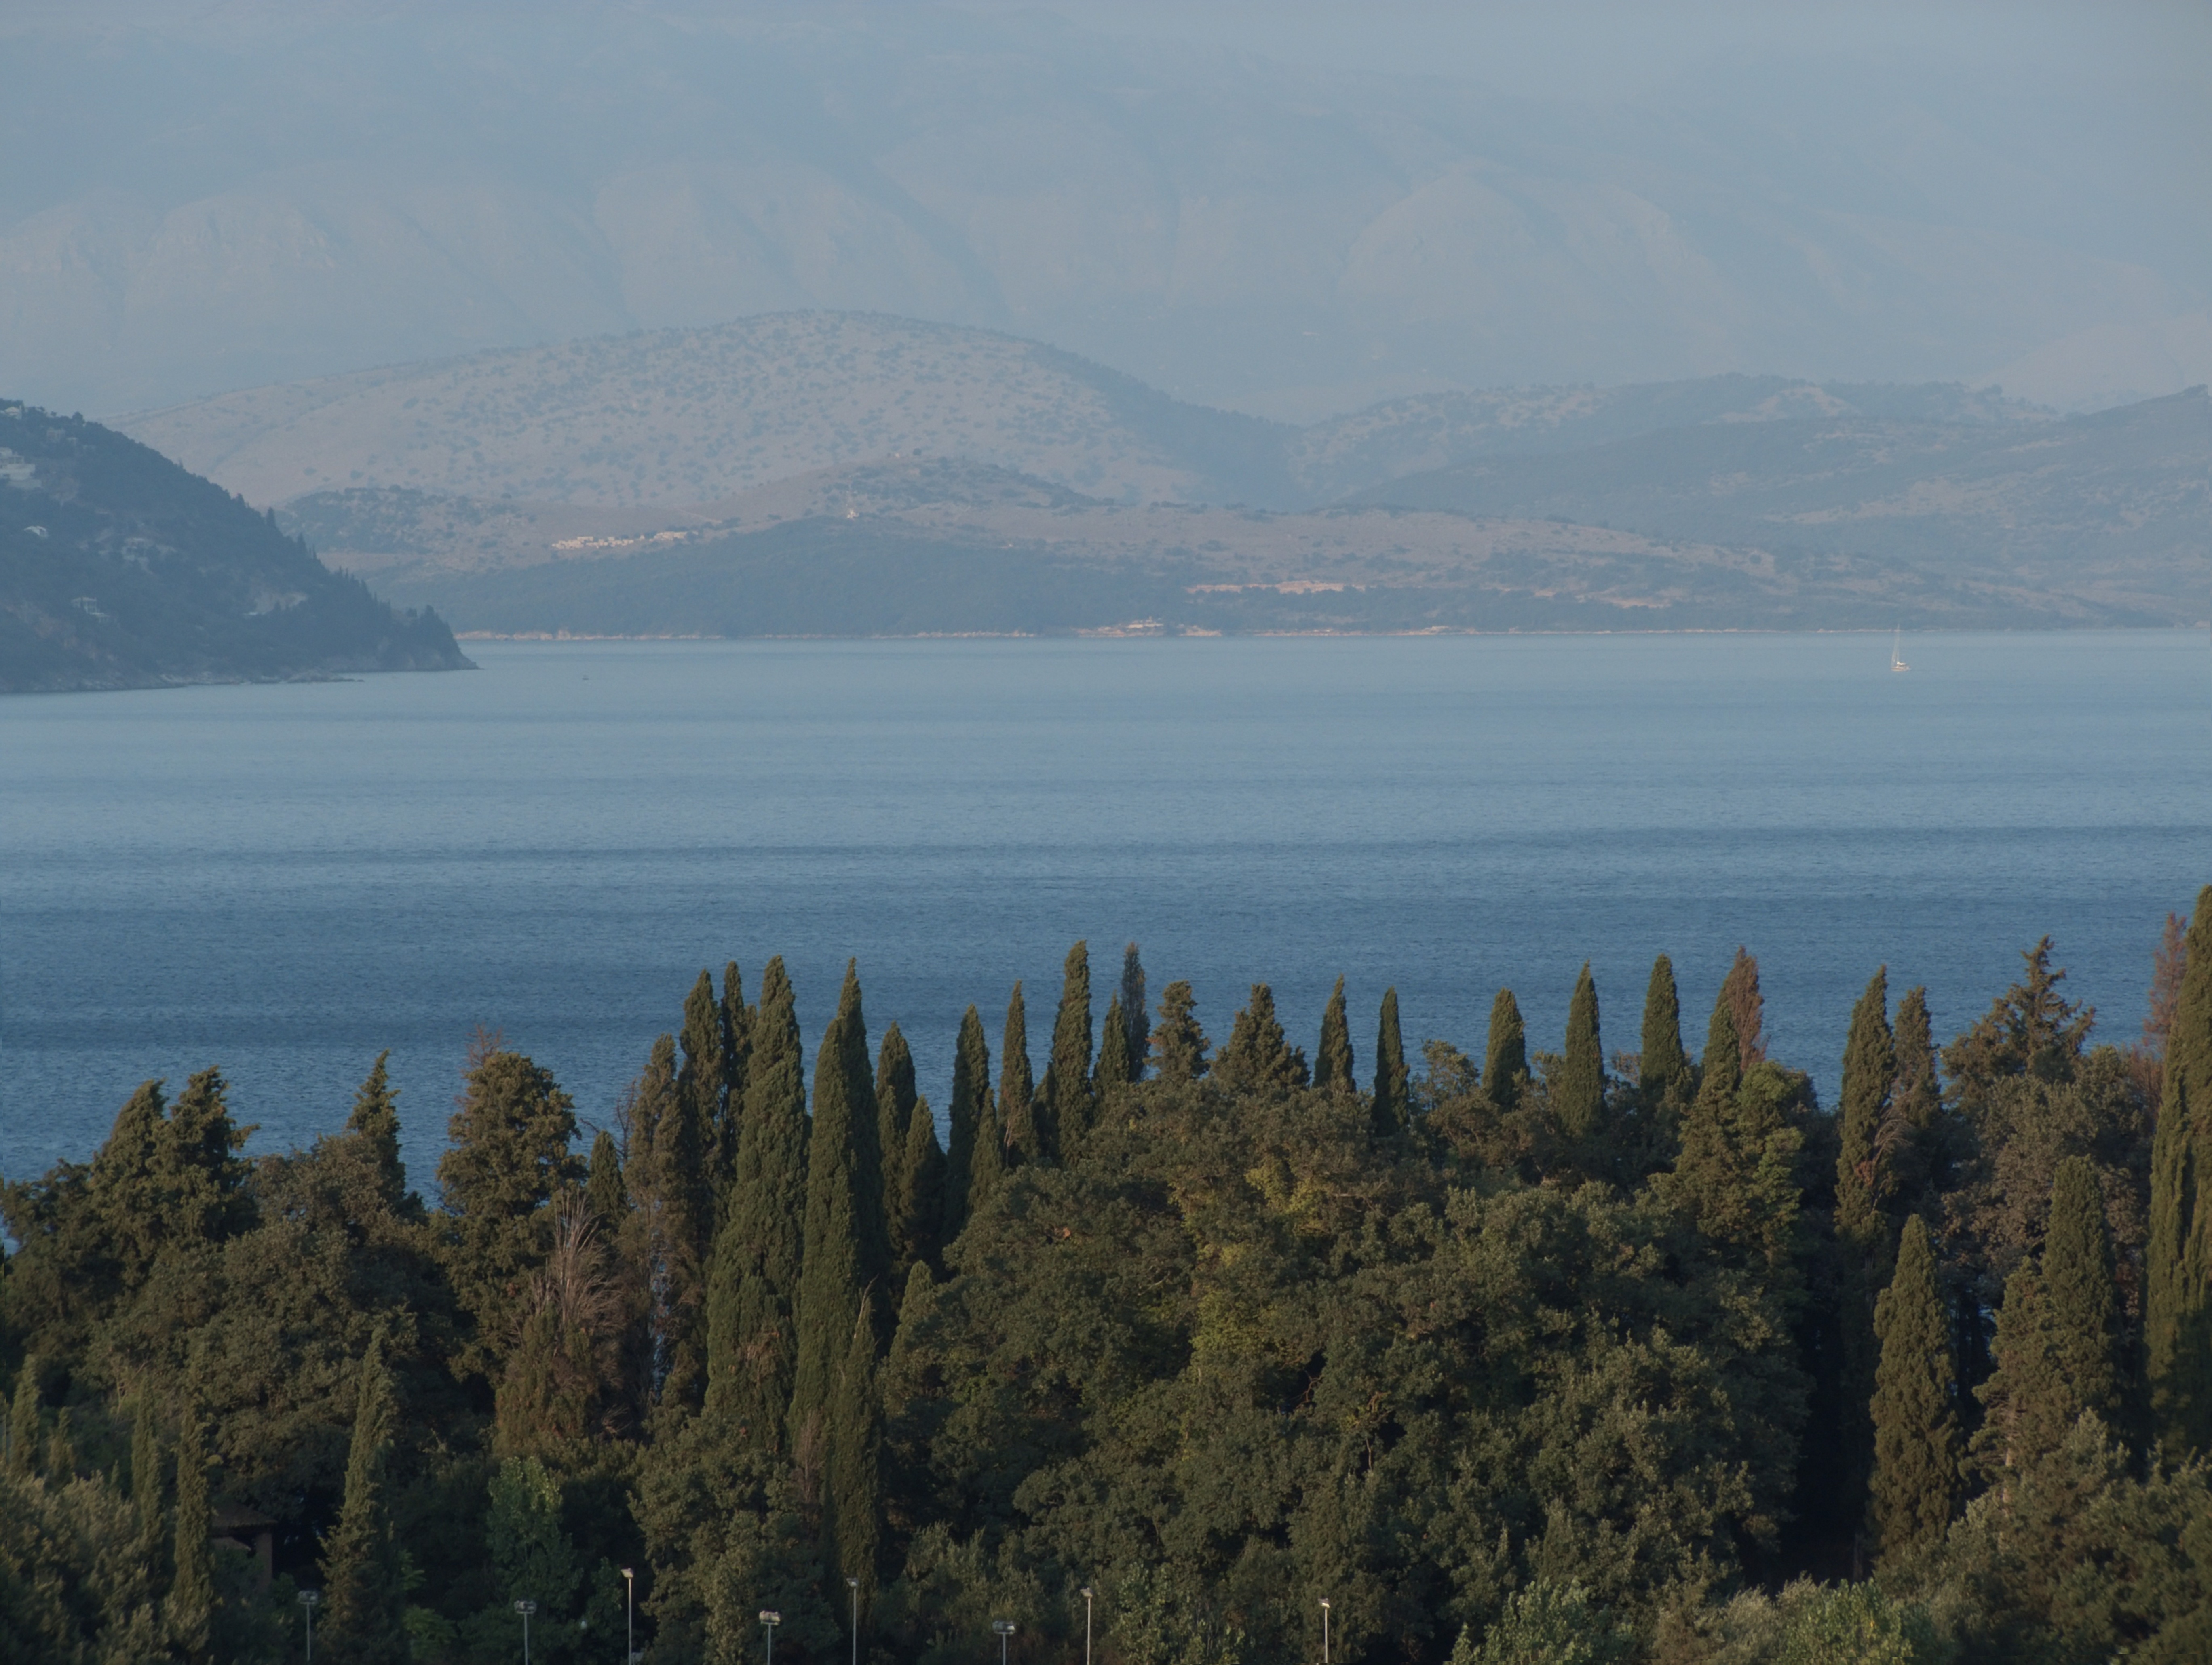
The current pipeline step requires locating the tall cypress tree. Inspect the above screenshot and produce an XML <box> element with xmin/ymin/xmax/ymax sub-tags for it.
<box><xmin>998</xmin><ymin>984</ymin><xmax>1041</xmax><ymax>1166</ymax></box>
<box><xmin>1638</xmin><ymin>955</ymin><xmax>1689</xmax><ymax>1106</ymax></box>
<box><xmin>678</xmin><ymin>968</ymin><xmax>728</xmax><ymax>1193</ymax></box>
<box><xmin>583</xmin><ymin>1130</ymin><xmax>626</xmax><ymax>1231</ymax></box>
<box><xmin>1834</xmin><ymin>967</ymin><xmax>1897</xmax><ymax>1532</ymax></box>
<box><xmin>347</xmin><ymin>1052</ymin><xmax>408</xmax><ymax>1214</ymax></box>
<box><xmin>713</xmin><ymin>961</ymin><xmax>753</xmax><ymax>1203</ymax></box>
<box><xmin>1372</xmin><ymin>987</ymin><xmax>1408</xmax><ymax>1134</ymax></box>
<box><xmin>168</xmin><ymin>1406</ymin><xmax>214</xmax><ymax>1665</ymax></box>
<box><xmin>1484</xmin><ymin>989</ymin><xmax>1528</xmax><ymax>1113</ymax></box>
<box><xmin>2149</xmin><ymin>888</ymin><xmax>2212</xmax><ymax>1454</ymax></box>
<box><xmin>1315</xmin><ymin>976</ymin><xmax>1355</xmax><ymax>1095</ymax></box>
<box><xmin>1699</xmin><ymin>987</ymin><xmax>1743</xmax><ymax>1108</ymax></box>
<box><xmin>876</xmin><ymin>1024</ymin><xmax>919</xmax><ymax>1277</ymax></box>
<box><xmin>790</xmin><ymin>964</ymin><xmax>880</xmax><ymax>1449</ymax></box>
<box><xmin>1118</xmin><ymin>944</ymin><xmax>1150</xmax><ymax>1082</ymax></box>
<box><xmin>894</xmin><ymin>1097</ymin><xmax>945</xmax><ymax>1275</ymax></box>
<box><xmin>1556</xmin><ymin>963</ymin><xmax>1605</xmax><ymax>1145</ymax></box>
<box><xmin>827</xmin><ymin>1297</ymin><xmax>883</xmax><ymax>1610</ymax></box>
<box><xmin>1869</xmin><ymin>1215</ymin><xmax>1961</xmax><ymax>1566</ymax></box>
<box><xmin>322</xmin><ymin>1334</ymin><xmax>409</xmax><ymax>1665</ymax></box>
<box><xmin>1213</xmin><ymin>984</ymin><xmax>1309</xmax><ymax>1094</ymax></box>
<box><xmin>942</xmin><ymin>1005</ymin><xmax>991</xmax><ymax>1244</ymax></box>
<box><xmin>132</xmin><ymin>1395</ymin><xmax>166</xmax><ymax>1575</ymax></box>
<box><xmin>1153</xmin><ymin>981</ymin><xmax>1209</xmax><ymax>1082</ymax></box>
<box><xmin>1719</xmin><ymin>947</ymin><xmax>1767</xmax><ymax>1068</ymax></box>
<box><xmin>1095</xmin><ymin>995</ymin><xmax>1135</xmax><ymax>1094</ymax></box>
<box><xmin>1883</xmin><ymin>986</ymin><xmax>1950</xmax><ymax>1223</ymax></box>
<box><xmin>735</xmin><ymin>959</ymin><xmax>809</xmax><ymax>1311</ymax></box>
<box><xmin>1041</xmin><ymin>942</ymin><xmax>1095</xmax><ymax>1155</ymax></box>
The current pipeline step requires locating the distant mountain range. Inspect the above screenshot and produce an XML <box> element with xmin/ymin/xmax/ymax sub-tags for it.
<box><xmin>0</xmin><ymin>403</ymin><xmax>469</xmax><ymax>693</ymax></box>
<box><xmin>104</xmin><ymin>311</ymin><xmax>2195</xmax><ymax>638</ymax></box>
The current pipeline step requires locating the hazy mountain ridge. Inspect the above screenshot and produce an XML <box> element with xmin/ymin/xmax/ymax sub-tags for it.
<box><xmin>0</xmin><ymin>403</ymin><xmax>469</xmax><ymax>693</ymax></box>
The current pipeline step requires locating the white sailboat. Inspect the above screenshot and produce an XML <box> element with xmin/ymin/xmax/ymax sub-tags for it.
<box><xmin>1891</xmin><ymin>628</ymin><xmax>1910</xmax><ymax>672</ymax></box>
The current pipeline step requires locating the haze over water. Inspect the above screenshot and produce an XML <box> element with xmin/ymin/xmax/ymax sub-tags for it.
<box><xmin>2</xmin><ymin>631</ymin><xmax>2204</xmax><ymax>1190</ymax></box>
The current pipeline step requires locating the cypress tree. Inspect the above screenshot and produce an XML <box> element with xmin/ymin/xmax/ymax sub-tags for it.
<box><xmin>998</xmin><ymin>984</ymin><xmax>1040</xmax><ymax>1165</ymax></box>
<box><xmin>162</xmin><ymin>1067</ymin><xmax>255</xmax><ymax>1251</ymax></box>
<box><xmin>583</xmin><ymin>1129</ymin><xmax>626</xmax><ymax>1231</ymax></box>
<box><xmin>1372</xmin><ymin>987</ymin><xmax>1408</xmax><ymax>1134</ymax></box>
<box><xmin>1153</xmin><ymin>980</ymin><xmax>1209</xmax><ymax>1082</ymax></box>
<box><xmin>718</xmin><ymin>959</ymin><xmax>753</xmax><ymax>1187</ymax></box>
<box><xmin>1040</xmin><ymin>942</ymin><xmax>1095</xmax><ymax>1155</ymax></box>
<box><xmin>45</xmin><ymin>1407</ymin><xmax>76</xmax><ymax>1480</ymax></box>
<box><xmin>703</xmin><ymin>1210</ymin><xmax>747</xmax><ymax>1425</ymax></box>
<box><xmin>1836</xmin><ymin>968</ymin><xmax>1897</xmax><ymax>1252</ymax></box>
<box><xmin>1118</xmin><ymin>944</ymin><xmax>1150</xmax><ymax>1082</ymax></box>
<box><xmin>2148</xmin><ymin>887</ymin><xmax>2212</xmax><ymax>1454</ymax></box>
<box><xmin>1095</xmin><ymin>994</ymin><xmax>1135</xmax><ymax>1093</ymax></box>
<box><xmin>346</xmin><ymin>1052</ymin><xmax>408</xmax><ymax>1214</ymax></box>
<box><xmin>6</xmin><ymin>1363</ymin><xmax>35</xmax><ymax>1475</ymax></box>
<box><xmin>1213</xmin><ymin>984</ymin><xmax>1309</xmax><ymax>1094</ymax></box>
<box><xmin>91</xmin><ymin>1080</ymin><xmax>170</xmax><ymax>1290</ymax></box>
<box><xmin>168</xmin><ymin>1406</ymin><xmax>215</xmax><ymax>1665</ymax></box>
<box><xmin>942</xmin><ymin>1005</ymin><xmax>991</xmax><ymax>1243</ymax></box>
<box><xmin>1484</xmin><ymin>989</ymin><xmax>1527</xmax><ymax>1113</ymax></box>
<box><xmin>1699</xmin><ymin>986</ymin><xmax>1743</xmax><ymax>1108</ymax></box>
<box><xmin>133</xmin><ymin>1395</ymin><xmax>166</xmax><ymax>1571</ymax></box>
<box><xmin>322</xmin><ymin>1334</ymin><xmax>409</xmax><ymax>1665</ymax></box>
<box><xmin>1315</xmin><ymin>976</ymin><xmax>1356</xmax><ymax>1096</ymax></box>
<box><xmin>1883</xmin><ymin>986</ymin><xmax>1949</xmax><ymax>1221</ymax></box>
<box><xmin>1869</xmin><ymin>1215</ymin><xmax>1961</xmax><ymax>1565</ymax></box>
<box><xmin>1719</xmin><ymin>947</ymin><xmax>1767</xmax><ymax>1067</ymax></box>
<box><xmin>876</xmin><ymin>1023</ymin><xmax>919</xmax><ymax>1275</ymax></box>
<box><xmin>790</xmin><ymin>963</ymin><xmax>881</xmax><ymax>1449</ymax></box>
<box><xmin>1556</xmin><ymin>963</ymin><xmax>1605</xmax><ymax>1145</ymax></box>
<box><xmin>735</xmin><ymin>959</ymin><xmax>809</xmax><ymax>1312</ymax></box>
<box><xmin>676</xmin><ymin>968</ymin><xmax>728</xmax><ymax>1216</ymax></box>
<box><xmin>895</xmin><ymin>1096</ymin><xmax>945</xmax><ymax>1274</ymax></box>
<box><xmin>1638</xmin><ymin>955</ymin><xmax>1689</xmax><ymax>1104</ymax></box>
<box><xmin>827</xmin><ymin>1297</ymin><xmax>883</xmax><ymax>1608</ymax></box>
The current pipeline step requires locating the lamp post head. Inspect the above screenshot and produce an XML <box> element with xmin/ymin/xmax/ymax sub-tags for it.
<box><xmin>1319</xmin><ymin>1599</ymin><xmax>1331</xmax><ymax>1611</ymax></box>
<box><xmin>759</xmin><ymin>1612</ymin><xmax>781</xmax><ymax>1626</ymax></box>
<box><xmin>621</xmin><ymin>1567</ymin><xmax>634</xmax><ymax>1583</ymax></box>
<box><xmin>298</xmin><ymin>1590</ymin><xmax>320</xmax><ymax>1608</ymax></box>
<box><xmin>1080</xmin><ymin>1587</ymin><xmax>1093</xmax><ymax>1599</ymax></box>
<box><xmin>848</xmin><ymin>1576</ymin><xmax>859</xmax><ymax>1589</ymax></box>
<box><xmin>514</xmin><ymin>1600</ymin><xmax>537</xmax><ymax>1617</ymax></box>
<box><xmin>992</xmin><ymin>1621</ymin><xmax>1017</xmax><ymax>1636</ymax></box>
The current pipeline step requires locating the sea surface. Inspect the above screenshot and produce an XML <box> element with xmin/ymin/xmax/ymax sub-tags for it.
<box><xmin>3</xmin><ymin>632</ymin><xmax>2206</xmax><ymax>1192</ymax></box>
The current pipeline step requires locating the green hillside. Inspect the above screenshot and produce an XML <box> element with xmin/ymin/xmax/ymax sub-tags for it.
<box><xmin>0</xmin><ymin>403</ymin><xmax>471</xmax><ymax>693</ymax></box>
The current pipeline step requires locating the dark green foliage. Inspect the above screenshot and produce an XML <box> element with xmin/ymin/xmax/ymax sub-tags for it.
<box><xmin>1452</xmin><ymin>1582</ymin><xmax>1636</xmax><ymax>1665</ymax></box>
<box><xmin>943</xmin><ymin>1004</ymin><xmax>993</xmax><ymax>1244</ymax></box>
<box><xmin>895</xmin><ymin>1097</ymin><xmax>946</xmax><ymax>1277</ymax></box>
<box><xmin>131</xmin><ymin>1395</ymin><xmax>165</xmax><ymax>1570</ymax></box>
<box><xmin>1484</xmin><ymin>988</ymin><xmax>1528</xmax><ymax>1112</ymax></box>
<box><xmin>827</xmin><ymin>1298</ymin><xmax>882</xmax><ymax>1605</ymax></box>
<box><xmin>678</xmin><ymin>969</ymin><xmax>728</xmax><ymax>1155</ymax></box>
<box><xmin>437</xmin><ymin>1046</ymin><xmax>585</xmax><ymax>1383</ymax></box>
<box><xmin>1372</xmin><ymin>985</ymin><xmax>1408</xmax><ymax>1135</ymax></box>
<box><xmin>1555</xmin><ymin>962</ymin><xmax>1606</xmax><ymax>1145</ymax></box>
<box><xmin>876</xmin><ymin>1022</ymin><xmax>921</xmax><ymax>1277</ymax></box>
<box><xmin>583</xmin><ymin>1128</ymin><xmax>626</xmax><ymax>1230</ymax></box>
<box><xmin>791</xmin><ymin>963</ymin><xmax>882</xmax><ymax>1452</ymax></box>
<box><xmin>1639</xmin><ymin>954</ymin><xmax>1690</xmax><ymax>1104</ymax></box>
<box><xmin>1118</xmin><ymin>943</ymin><xmax>1150</xmax><ymax>1082</ymax></box>
<box><xmin>997</xmin><ymin>983</ymin><xmax>1041</xmax><ymax>1165</ymax></box>
<box><xmin>348</xmin><ymin>1052</ymin><xmax>409</xmax><ymax>1215</ymax></box>
<box><xmin>1095</xmin><ymin>993</ymin><xmax>1136</xmax><ymax>1093</ymax></box>
<box><xmin>1315</xmin><ymin>975</ymin><xmax>1356</xmax><ymax>1095</ymax></box>
<box><xmin>734</xmin><ymin>958</ymin><xmax>809</xmax><ymax>1313</ymax></box>
<box><xmin>6</xmin><ymin>1366</ymin><xmax>35</xmax><ymax>1475</ymax></box>
<box><xmin>1212</xmin><ymin>983</ymin><xmax>1310</xmax><ymax>1094</ymax></box>
<box><xmin>1882</xmin><ymin>985</ymin><xmax>1953</xmax><ymax>1225</ymax></box>
<box><xmin>1870</xmin><ymin>1216</ymin><xmax>1961</xmax><ymax>1564</ymax></box>
<box><xmin>322</xmin><ymin>1333</ymin><xmax>409</xmax><ymax>1665</ymax></box>
<box><xmin>169</xmin><ymin>1407</ymin><xmax>213</xmax><ymax>1664</ymax></box>
<box><xmin>1836</xmin><ymin>968</ymin><xmax>1896</xmax><ymax>1253</ymax></box>
<box><xmin>1041</xmin><ymin>941</ymin><xmax>1096</xmax><ymax>1155</ymax></box>
<box><xmin>2149</xmin><ymin>889</ymin><xmax>2212</xmax><ymax>1454</ymax></box>
<box><xmin>718</xmin><ymin>959</ymin><xmax>754</xmax><ymax>1193</ymax></box>
<box><xmin>1152</xmin><ymin>979</ymin><xmax>1209</xmax><ymax>1082</ymax></box>
<box><xmin>1720</xmin><ymin>947</ymin><xmax>1767</xmax><ymax>1067</ymax></box>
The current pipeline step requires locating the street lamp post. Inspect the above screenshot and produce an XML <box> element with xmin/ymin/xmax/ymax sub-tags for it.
<box><xmin>298</xmin><ymin>1589</ymin><xmax>319</xmax><ymax>1663</ymax></box>
<box><xmin>621</xmin><ymin>1567</ymin><xmax>635</xmax><ymax>1665</ymax></box>
<box><xmin>760</xmin><ymin>1608</ymin><xmax>781</xmax><ymax>1665</ymax></box>
<box><xmin>1079</xmin><ymin>1587</ymin><xmax>1093</xmax><ymax>1665</ymax></box>
<box><xmin>1320</xmin><ymin>1598</ymin><xmax>1331</xmax><ymax>1665</ymax></box>
<box><xmin>515</xmin><ymin>1599</ymin><xmax>537</xmax><ymax>1665</ymax></box>
<box><xmin>848</xmin><ymin>1574</ymin><xmax>860</xmax><ymax>1665</ymax></box>
<box><xmin>992</xmin><ymin>1618</ymin><xmax>1016</xmax><ymax>1665</ymax></box>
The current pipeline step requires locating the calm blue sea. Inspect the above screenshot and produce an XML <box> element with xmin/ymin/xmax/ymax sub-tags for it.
<box><xmin>3</xmin><ymin>633</ymin><xmax>2206</xmax><ymax>1193</ymax></box>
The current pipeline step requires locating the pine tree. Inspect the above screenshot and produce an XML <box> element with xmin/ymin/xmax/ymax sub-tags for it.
<box><xmin>1118</xmin><ymin>944</ymin><xmax>1150</xmax><ymax>1082</ymax></box>
<box><xmin>998</xmin><ymin>984</ymin><xmax>1041</xmax><ymax>1165</ymax></box>
<box><xmin>1213</xmin><ymin>984</ymin><xmax>1309</xmax><ymax>1094</ymax></box>
<box><xmin>826</xmin><ymin>1298</ymin><xmax>882</xmax><ymax>1607</ymax></box>
<box><xmin>2148</xmin><ymin>888</ymin><xmax>2212</xmax><ymax>1454</ymax></box>
<box><xmin>894</xmin><ymin>1097</ymin><xmax>945</xmax><ymax>1275</ymax></box>
<box><xmin>162</xmin><ymin>1066</ymin><xmax>255</xmax><ymax>1249</ymax></box>
<box><xmin>583</xmin><ymin>1129</ymin><xmax>627</xmax><ymax>1231</ymax></box>
<box><xmin>322</xmin><ymin>1334</ymin><xmax>409</xmax><ymax>1665</ymax></box>
<box><xmin>132</xmin><ymin>1395</ymin><xmax>166</xmax><ymax>1571</ymax></box>
<box><xmin>1555</xmin><ymin>963</ymin><xmax>1605</xmax><ymax>1145</ymax></box>
<box><xmin>1095</xmin><ymin>995</ymin><xmax>1135</xmax><ymax>1093</ymax></box>
<box><xmin>1315</xmin><ymin>976</ymin><xmax>1355</xmax><ymax>1095</ymax></box>
<box><xmin>876</xmin><ymin>1024</ymin><xmax>920</xmax><ymax>1276</ymax></box>
<box><xmin>790</xmin><ymin>964</ymin><xmax>881</xmax><ymax>1449</ymax></box>
<box><xmin>1719</xmin><ymin>948</ymin><xmax>1767</xmax><ymax>1067</ymax></box>
<box><xmin>1372</xmin><ymin>986</ymin><xmax>1408</xmax><ymax>1135</ymax></box>
<box><xmin>1483</xmin><ymin>989</ymin><xmax>1527</xmax><ymax>1113</ymax></box>
<box><xmin>347</xmin><ymin>1052</ymin><xmax>409</xmax><ymax>1214</ymax></box>
<box><xmin>1152</xmin><ymin>980</ymin><xmax>1209</xmax><ymax>1082</ymax></box>
<box><xmin>1638</xmin><ymin>955</ymin><xmax>1689</xmax><ymax>1105</ymax></box>
<box><xmin>942</xmin><ymin>1005</ymin><xmax>991</xmax><ymax>1244</ymax></box>
<box><xmin>1977</xmin><ymin>1157</ymin><xmax>2122</xmax><ymax>1473</ymax></box>
<box><xmin>1040</xmin><ymin>942</ymin><xmax>1095</xmax><ymax>1155</ymax></box>
<box><xmin>168</xmin><ymin>1406</ymin><xmax>215</xmax><ymax>1665</ymax></box>
<box><xmin>1869</xmin><ymin>1216</ymin><xmax>1961</xmax><ymax>1565</ymax></box>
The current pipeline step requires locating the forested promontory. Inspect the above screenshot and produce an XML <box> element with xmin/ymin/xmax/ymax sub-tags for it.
<box><xmin>5</xmin><ymin>905</ymin><xmax>2210</xmax><ymax>1664</ymax></box>
<box><xmin>0</xmin><ymin>402</ymin><xmax>469</xmax><ymax>693</ymax></box>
